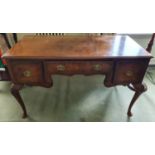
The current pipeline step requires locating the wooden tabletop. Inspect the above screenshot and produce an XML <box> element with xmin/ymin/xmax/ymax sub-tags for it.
<box><xmin>3</xmin><ymin>35</ymin><xmax>152</xmax><ymax>59</ymax></box>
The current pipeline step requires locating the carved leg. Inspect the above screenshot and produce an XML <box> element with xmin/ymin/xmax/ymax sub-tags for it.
<box><xmin>11</xmin><ymin>84</ymin><xmax>28</xmax><ymax>118</ymax></box>
<box><xmin>44</xmin><ymin>75</ymin><xmax>53</xmax><ymax>88</ymax></box>
<box><xmin>127</xmin><ymin>83</ymin><xmax>147</xmax><ymax>117</ymax></box>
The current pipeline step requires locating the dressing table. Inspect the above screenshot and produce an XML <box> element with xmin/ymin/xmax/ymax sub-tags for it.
<box><xmin>2</xmin><ymin>35</ymin><xmax>152</xmax><ymax>118</ymax></box>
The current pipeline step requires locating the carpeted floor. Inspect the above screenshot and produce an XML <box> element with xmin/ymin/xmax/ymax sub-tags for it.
<box><xmin>0</xmin><ymin>68</ymin><xmax>155</xmax><ymax>122</ymax></box>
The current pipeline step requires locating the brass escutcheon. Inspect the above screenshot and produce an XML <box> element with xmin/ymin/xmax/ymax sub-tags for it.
<box><xmin>126</xmin><ymin>71</ymin><xmax>133</xmax><ymax>77</ymax></box>
<box><xmin>93</xmin><ymin>64</ymin><xmax>102</xmax><ymax>71</ymax></box>
<box><xmin>23</xmin><ymin>70</ymin><xmax>32</xmax><ymax>77</ymax></box>
<box><xmin>57</xmin><ymin>64</ymin><xmax>65</xmax><ymax>71</ymax></box>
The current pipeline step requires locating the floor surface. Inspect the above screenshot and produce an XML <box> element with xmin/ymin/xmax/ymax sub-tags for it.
<box><xmin>0</xmin><ymin>69</ymin><xmax>155</xmax><ymax>122</ymax></box>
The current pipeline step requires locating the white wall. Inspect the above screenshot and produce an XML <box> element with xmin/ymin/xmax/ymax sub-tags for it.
<box><xmin>17</xmin><ymin>33</ymin><xmax>34</xmax><ymax>40</ymax></box>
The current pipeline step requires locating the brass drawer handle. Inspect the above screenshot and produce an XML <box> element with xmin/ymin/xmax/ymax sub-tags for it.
<box><xmin>23</xmin><ymin>70</ymin><xmax>32</xmax><ymax>77</ymax></box>
<box><xmin>57</xmin><ymin>64</ymin><xmax>65</xmax><ymax>71</ymax></box>
<box><xmin>126</xmin><ymin>71</ymin><xmax>133</xmax><ymax>77</ymax></box>
<box><xmin>93</xmin><ymin>64</ymin><xmax>102</xmax><ymax>71</ymax></box>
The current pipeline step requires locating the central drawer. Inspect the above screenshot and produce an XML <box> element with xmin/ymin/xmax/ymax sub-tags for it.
<box><xmin>45</xmin><ymin>61</ymin><xmax>113</xmax><ymax>75</ymax></box>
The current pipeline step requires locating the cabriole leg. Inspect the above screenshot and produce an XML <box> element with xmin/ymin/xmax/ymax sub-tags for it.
<box><xmin>11</xmin><ymin>84</ymin><xmax>28</xmax><ymax>118</ymax></box>
<box><xmin>127</xmin><ymin>83</ymin><xmax>147</xmax><ymax>117</ymax></box>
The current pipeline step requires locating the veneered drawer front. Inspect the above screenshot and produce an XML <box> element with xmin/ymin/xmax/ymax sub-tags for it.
<box><xmin>10</xmin><ymin>61</ymin><xmax>43</xmax><ymax>84</ymax></box>
<box><xmin>114</xmin><ymin>60</ymin><xmax>148</xmax><ymax>84</ymax></box>
<box><xmin>45</xmin><ymin>61</ymin><xmax>113</xmax><ymax>75</ymax></box>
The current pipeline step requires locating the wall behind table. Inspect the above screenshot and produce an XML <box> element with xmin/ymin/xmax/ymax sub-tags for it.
<box><xmin>17</xmin><ymin>33</ymin><xmax>102</xmax><ymax>40</ymax></box>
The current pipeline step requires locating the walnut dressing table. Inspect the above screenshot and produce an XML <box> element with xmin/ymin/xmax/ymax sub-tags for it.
<box><xmin>2</xmin><ymin>35</ymin><xmax>152</xmax><ymax>118</ymax></box>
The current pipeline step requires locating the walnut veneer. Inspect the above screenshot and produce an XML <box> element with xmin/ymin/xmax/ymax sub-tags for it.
<box><xmin>2</xmin><ymin>35</ymin><xmax>152</xmax><ymax>118</ymax></box>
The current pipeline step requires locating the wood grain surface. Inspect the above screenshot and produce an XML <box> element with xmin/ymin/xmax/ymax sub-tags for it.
<box><xmin>3</xmin><ymin>35</ymin><xmax>152</xmax><ymax>59</ymax></box>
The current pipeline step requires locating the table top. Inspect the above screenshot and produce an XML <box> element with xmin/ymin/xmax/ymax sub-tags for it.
<box><xmin>3</xmin><ymin>35</ymin><xmax>152</xmax><ymax>60</ymax></box>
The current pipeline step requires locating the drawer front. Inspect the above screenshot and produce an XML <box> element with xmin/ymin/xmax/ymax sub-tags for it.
<box><xmin>114</xmin><ymin>61</ymin><xmax>148</xmax><ymax>84</ymax></box>
<box><xmin>10</xmin><ymin>61</ymin><xmax>43</xmax><ymax>84</ymax></box>
<box><xmin>45</xmin><ymin>61</ymin><xmax>113</xmax><ymax>75</ymax></box>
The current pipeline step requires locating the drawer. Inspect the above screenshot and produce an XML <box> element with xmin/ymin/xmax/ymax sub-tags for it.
<box><xmin>114</xmin><ymin>60</ymin><xmax>148</xmax><ymax>84</ymax></box>
<box><xmin>10</xmin><ymin>61</ymin><xmax>43</xmax><ymax>84</ymax></box>
<box><xmin>45</xmin><ymin>61</ymin><xmax>113</xmax><ymax>75</ymax></box>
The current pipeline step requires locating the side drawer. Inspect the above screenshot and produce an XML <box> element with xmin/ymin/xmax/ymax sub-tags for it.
<box><xmin>44</xmin><ymin>61</ymin><xmax>113</xmax><ymax>75</ymax></box>
<box><xmin>114</xmin><ymin>60</ymin><xmax>148</xmax><ymax>84</ymax></box>
<box><xmin>9</xmin><ymin>61</ymin><xmax>43</xmax><ymax>84</ymax></box>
